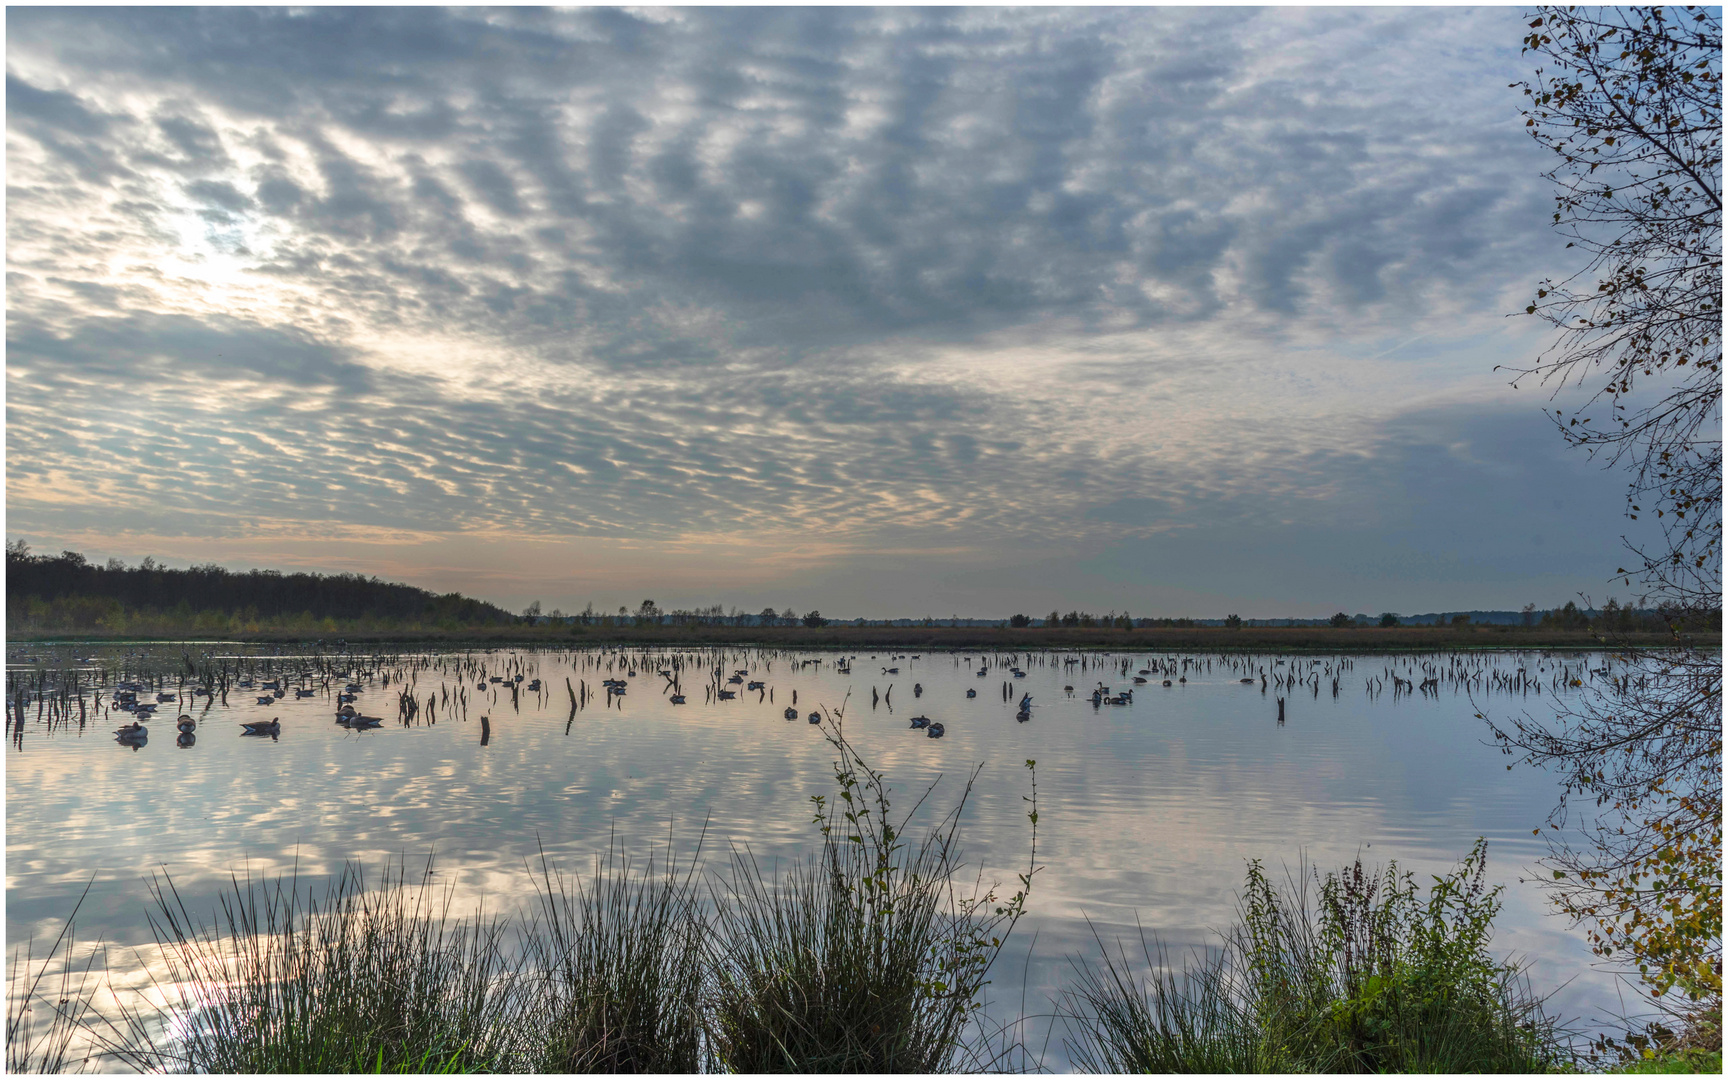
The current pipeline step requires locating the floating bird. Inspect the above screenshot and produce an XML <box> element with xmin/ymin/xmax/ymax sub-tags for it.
<box><xmin>926</xmin><ymin>722</ymin><xmax>945</xmax><ymax>739</ymax></box>
<box><xmin>965</xmin><ymin>688</ymin><xmax>977</xmax><ymax>698</ymax></box>
<box><xmin>808</xmin><ymin>712</ymin><xmax>821</xmax><ymax>724</ymax></box>
<box><xmin>240</xmin><ymin>718</ymin><xmax>280</xmax><ymax>736</ymax></box>
<box><xmin>784</xmin><ymin>706</ymin><xmax>799</xmax><ymax>720</ymax></box>
<box><xmin>176</xmin><ymin>714</ymin><xmax>196</xmax><ymax>733</ymax></box>
<box><xmin>909</xmin><ymin>716</ymin><xmax>930</xmax><ymax>729</ymax></box>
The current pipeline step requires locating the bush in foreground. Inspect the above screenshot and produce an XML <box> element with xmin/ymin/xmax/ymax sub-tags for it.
<box><xmin>1060</xmin><ymin>840</ymin><xmax>1573</xmax><ymax>1073</ymax></box>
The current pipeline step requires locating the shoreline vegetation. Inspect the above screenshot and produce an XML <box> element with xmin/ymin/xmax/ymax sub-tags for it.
<box><xmin>8</xmin><ymin>723</ymin><xmax>1602</xmax><ymax>1074</ymax></box>
<box><xmin>7</xmin><ymin>545</ymin><xmax>1714</xmax><ymax>652</ymax></box>
<box><xmin>4</xmin><ymin>623</ymin><xmax>1706</xmax><ymax>651</ymax></box>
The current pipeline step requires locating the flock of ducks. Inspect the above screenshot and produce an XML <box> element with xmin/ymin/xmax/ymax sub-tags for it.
<box><xmin>103</xmin><ymin>652</ymin><xmax>1214</xmax><ymax>753</ymax></box>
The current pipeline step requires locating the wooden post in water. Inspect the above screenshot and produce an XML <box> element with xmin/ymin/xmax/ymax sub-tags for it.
<box><xmin>480</xmin><ymin>714</ymin><xmax>491</xmax><ymax>745</ymax></box>
<box><xmin>1276</xmin><ymin>697</ymin><xmax>1285</xmax><ymax>724</ymax></box>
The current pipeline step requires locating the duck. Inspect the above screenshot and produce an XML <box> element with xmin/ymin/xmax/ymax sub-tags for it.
<box><xmin>784</xmin><ymin>706</ymin><xmax>799</xmax><ymax>720</ymax></box>
<box><xmin>926</xmin><ymin>722</ymin><xmax>945</xmax><ymax>739</ymax></box>
<box><xmin>909</xmin><ymin>716</ymin><xmax>930</xmax><ymax>729</ymax></box>
<box><xmin>176</xmin><ymin>714</ymin><xmax>196</xmax><ymax>733</ymax></box>
<box><xmin>114</xmin><ymin>721</ymin><xmax>147</xmax><ymax>737</ymax></box>
<box><xmin>240</xmin><ymin>718</ymin><xmax>280</xmax><ymax>736</ymax></box>
<box><xmin>255</xmin><ymin>695</ymin><xmax>275</xmax><ymax>705</ymax></box>
<box><xmin>965</xmin><ymin>688</ymin><xmax>977</xmax><ymax>698</ymax></box>
<box><xmin>295</xmin><ymin>688</ymin><xmax>315</xmax><ymax>698</ymax></box>
<box><xmin>807</xmin><ymin>712</ymin><xmax>821</xmax><ymax>724</ymax></box>
<box><xmin>670</xmin><ymin>694</ymin><xmax>686</xmax><ymax>705</ymax></box>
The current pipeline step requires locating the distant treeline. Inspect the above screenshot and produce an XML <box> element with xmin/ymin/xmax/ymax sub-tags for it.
<box><xmin>5</xmin><ymin>544</ymin><xmax>512</xmax><ymax>634</ymax></box>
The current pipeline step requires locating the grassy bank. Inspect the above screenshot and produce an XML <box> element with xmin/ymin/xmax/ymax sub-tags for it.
<box><xmin>6</xmin><ymin>621</ymin><xmax>1699</xmax><ymax>652</ymax></box>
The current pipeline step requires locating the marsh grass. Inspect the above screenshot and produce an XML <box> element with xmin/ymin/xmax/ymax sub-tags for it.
<box><xmin>1062</xmin><ymin>840</ymin><xmax>1575</xmax><ymax>1073</ymax></box>
<box><xmin>706</xmin><ymin>709</ymin><xmax>1039</xmax><ymax>1072</ymax></box>
<box><xmin>520</xmin><ymin>835</ymin><xmax>707</xmax><ymax>1072</ymax></box>
<box><xmin>6</xmin><ymin>880</ymin><xmax>108</xmax><ymax>1073</ymax></box>
<box><xmin>113</xmin><ymin>859</ymin><xmax>525</xmax><ymax>1073</ymax></box>
<box><xmin>60</xmin><ymin>717</ymin><xmax>1038</xmax><ymax>1073</ymax></box>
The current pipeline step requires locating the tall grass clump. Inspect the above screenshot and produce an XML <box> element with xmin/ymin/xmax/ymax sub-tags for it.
<box><xmin>120</xmin><ymin>860</ymin><xmax>526</xmax><ymax>1073</ymax></box>
<box><xmin>1063</xmin><ymin>840</ymin><xmax>1573</xmax><ymax>1073</ymax></box>
<box><xmin>520</xmin><ymin>836</ymin><xmax>706</xmax><ymax>1072</ymax></box>
<box><xmin>707</xmin><ymin>711</ymin><xmax>1039</xmax><ymax>1072</ymax></box>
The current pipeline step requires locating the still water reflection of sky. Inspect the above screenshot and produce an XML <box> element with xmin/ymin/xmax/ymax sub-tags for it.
<box><xmin>7</xmin><ymin>646</ymin><xmax>1623</xmax><ymax>1065</ymax></box>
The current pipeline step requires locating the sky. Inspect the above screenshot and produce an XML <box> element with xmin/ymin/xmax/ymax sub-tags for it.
<box><xmin>4</xmin><ymin>6</ymin><xmax>1658</xmax><ymax>619</ymax></box>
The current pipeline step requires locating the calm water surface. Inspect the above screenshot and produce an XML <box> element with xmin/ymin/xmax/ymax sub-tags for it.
<box><xmin>7</xmin><ymin>644</ymin><xmax>1623</xmax><ymax>1066</ymax></box>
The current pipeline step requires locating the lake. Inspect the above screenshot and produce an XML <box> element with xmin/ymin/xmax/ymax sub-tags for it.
<box><xmin>6</xmin><ymin>644</ymin><xmax>1623</xmax><ymax>1068</ymax></box>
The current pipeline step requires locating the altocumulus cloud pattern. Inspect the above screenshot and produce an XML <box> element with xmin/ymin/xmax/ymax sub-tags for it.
<box><xmin>5</xmin><ymin>7</ymin><xmax>1638</xmax><ymax>611</ymax></box>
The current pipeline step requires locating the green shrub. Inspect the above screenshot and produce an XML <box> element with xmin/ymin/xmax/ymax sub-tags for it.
<box><xmin>1062</xmin><ymin>840</ymin><xmax>1573</xmax><ymax>1073</ymax></box>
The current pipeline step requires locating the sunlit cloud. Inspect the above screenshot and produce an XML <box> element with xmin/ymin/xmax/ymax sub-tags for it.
<box><xmin>6</xmin><ymin>7</ymin><xmax>1640</xmax><ymax>614</ymax></box>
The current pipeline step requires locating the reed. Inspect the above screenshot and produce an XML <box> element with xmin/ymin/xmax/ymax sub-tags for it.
<box><xmin>115</xmin><ymin>860</ymin><xmax>526</xmax><ymax>1073</ymax></box>
<box><xmin>1060</xmin><ymin>840</ymin><xmax>1574</xmax><ymax>1073</ymax></box>
<box><xmin>519</xmin><ymin>836</ymin><xmax>707</xmax><ymax>1072</ymax></box>
<box><xmin>706</xmin><ymin>711</ymin><xmax>1038</xmax><ymax>1072</ymax></box>
<box><xmin>5</xmin><ymin>880</ymin><xmax>108</xmax><ymax>1073</ymax></box>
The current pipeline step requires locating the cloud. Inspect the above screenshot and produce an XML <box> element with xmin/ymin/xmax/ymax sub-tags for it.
<box><xmin>7</xmin><ymin>6</ymin><xmax>1625</xmax><ymax>612</ymax></box>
